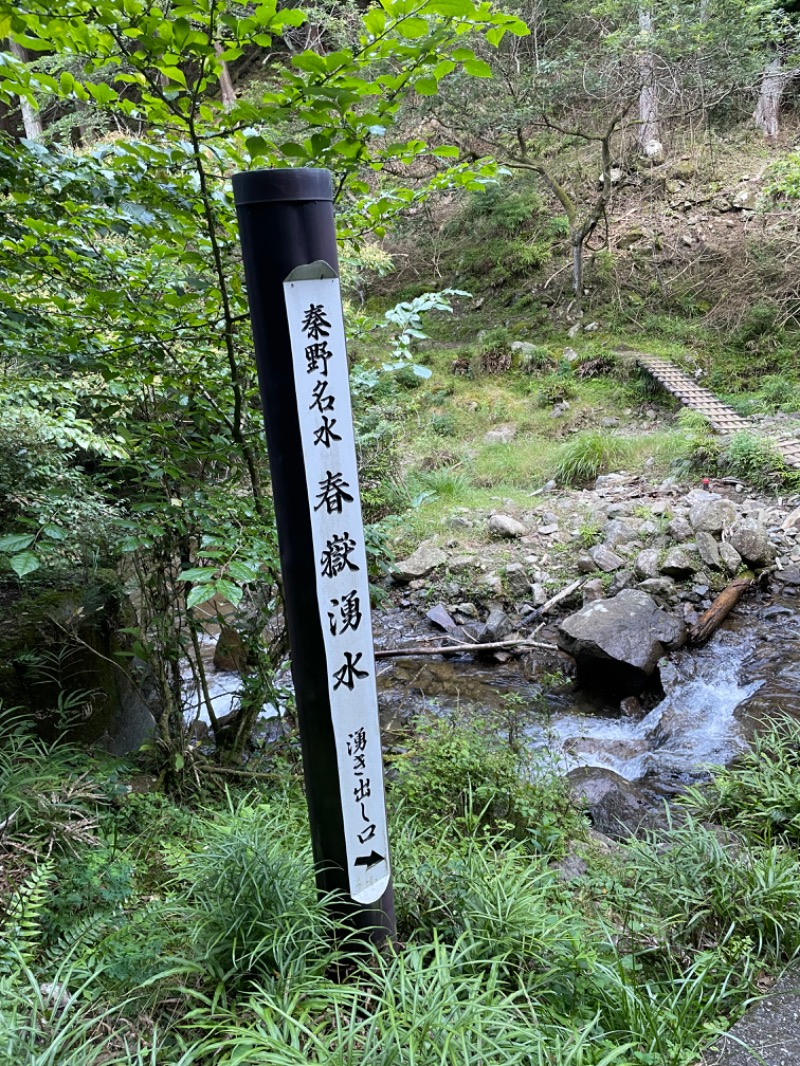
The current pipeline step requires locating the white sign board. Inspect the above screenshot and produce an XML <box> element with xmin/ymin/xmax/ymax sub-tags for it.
<box><xmin>284</xmin><ymin>269</ymin><xmax>390</xmax><ymax>906</ymax></box>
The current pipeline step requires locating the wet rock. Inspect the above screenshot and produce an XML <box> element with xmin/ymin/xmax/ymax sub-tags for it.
<box><xmin>635</xmin><ymin>549</ymin><xmax>661</xmax><ymax>579</ymax></box>
<box><xmin>426</xmin><ymin>604</ymin><xmax>458</xmax><ymax>632</ymax></box>
<box><xmin>557</xmin><ymin>589</ymin><xmax>686</xmax><ymax>694</ymax></box>
<box><xmin>478</xmin><ymin>607</ymin><xmax>513</xmax><ymax>643</ymax></box>
<box><xmin>729</xmin><ymin>520</ymin><xmax>774</xmax><ymax>568</ymax></box>
<box><xmin>604</xmin><ymin>519</ymin><xmax>641</xmax><ymax>549</ymax></box>
<box><xmin>660</xmin><ymin>547</ymin><xmax>697</xmax><ymax>578</ymax></box>
<box><xmin>689</xmin><ymin>497</ymin><xmax>737</xmax><ymax>534</ymax></box>
<box><xmin>589</xmin><ymin>545</ymin><xmax>625</xmax><ymax>572</ymax></box>
<box><xmin>620</xmin><ymin>695</ymin><xmax>645</xmax><ymax>719</ymax></box>
<box><xmin>582</xmin><ymin>578</ymin><xmax>606</xmax><ymax>604</ymax></box>
<box><xmin>488</xmin><ymin>513</ymin><xmax>527</xmax><ymax>539</ymax></box>
<box><xmin>695</xmin><ymin>530</ymin><xmax>721</xmax><ymax>570</ymax></box>
<box><xmin>775</xmin><ymin>565</ymin><xmax>800</xmax><ymax>587</ymax></box>
<box><xmin>719</xmin><ymin>541</ymin><xmax>743</xmax><ymax>575</ymax></box>
<box><xmin>667</xmin><ymin>516</ymin><xmax>693</xmax><ymax>541</ymax></box>
<box><xmin>392</xmin><ymin>541</ymin><xmax>448</xmax><ymax>582</ymax></box>
<box><xmin>568</xmin><ymin>767</ymin><xmax>669</xmax><ymax>840</ymax></box>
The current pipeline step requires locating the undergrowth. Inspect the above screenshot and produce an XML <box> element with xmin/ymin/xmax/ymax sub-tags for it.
<box><xmin>2</xmin><ymin>703</ymin><xmax>800</xmax><ymax>1064</ymax></box>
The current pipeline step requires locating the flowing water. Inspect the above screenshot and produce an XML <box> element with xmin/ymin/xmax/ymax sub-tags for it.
<box><xmin>191</xmin><ymin>592</ymin><xmax>800</xmax><ymax>788</ymax></box>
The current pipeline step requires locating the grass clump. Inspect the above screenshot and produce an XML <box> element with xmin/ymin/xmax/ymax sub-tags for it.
<box><xmin>553</xmin><ymin>431</ymin><xmax>630</xmax><ymax>486</ymax></box>
<box><xmin>682</xmin><ymin>717</ymin><xmax>800</xmax><ymax>848</ymax></box>
<box><xmin>721</xmin><ymin>431</ymin><xmax>797</xmax><ymax>491</ymax></box>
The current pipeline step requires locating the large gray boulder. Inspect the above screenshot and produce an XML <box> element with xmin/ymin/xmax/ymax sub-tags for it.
<box><xmin>689</xmin><ymin>497</ymin><xmax>737</xmax><ymax>534</ymax></box>
<box><xmin>557</xmin><ymin>589</ymin><xmax>686</xmax><ymax>693</ymax></box>
<box><xmin>728</xmin><ymin>519</ymin><xmax>774</xmax><ymax>568</ymax></box>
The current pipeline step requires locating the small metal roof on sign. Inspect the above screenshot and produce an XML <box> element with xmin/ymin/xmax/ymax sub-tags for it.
<box><xmin>284</xmin><ymin>260</ymin><xmax>338</xmax><ymax>283</ymax></box>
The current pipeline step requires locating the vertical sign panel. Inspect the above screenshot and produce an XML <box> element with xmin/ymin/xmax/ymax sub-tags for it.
<box><xmin>284</xmin><ymin>272</ymin><xmax>390</xmax><ymax>906</ymax></box>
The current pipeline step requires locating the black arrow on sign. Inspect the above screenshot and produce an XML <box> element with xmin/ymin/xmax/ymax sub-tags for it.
<box><xmin>354</xmin><ymin>851</ymin><xmax>385</xmax><ymax>870</ymax></box>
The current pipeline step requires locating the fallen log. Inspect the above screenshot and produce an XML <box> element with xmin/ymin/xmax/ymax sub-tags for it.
<box><xmin>688</xmin><ymin>576</ymin><xmax>753</xmax><ymax>646</ymax></box>
<box><xmin>374</xmin><ymin>637</ymin><xmax>558</xmax><ymax>660</ymax></box>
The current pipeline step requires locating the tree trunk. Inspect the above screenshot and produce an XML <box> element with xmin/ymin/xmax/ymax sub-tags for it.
<box><xmin>7</xmin><ymin>39</ymin><xmax>43</xmax><ymax>141</ymax></box>
<box><xmin>214</xmin><ymin>42</ymin><xmax>236</xmax><ymax>111</ymax></box>
<box><xmin>637</xmin><ymin>8</ymin><xmax>663</xmax><ymax>161</ymax></box>
<box><xmin>753</xmin><ymin>53</ymin><xmax>786</xmax><ymax>141</ymax></box>
<box><xmin>571</xmin><ymin>232</ymin><xmax>583</xmax><ymax>299</ymax></box>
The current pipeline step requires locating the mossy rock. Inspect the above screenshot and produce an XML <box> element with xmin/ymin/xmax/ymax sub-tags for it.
<box><xmin>0</xmin><ymin>569</ymin><xmax>155</xmax><ymax>753</ymax></box>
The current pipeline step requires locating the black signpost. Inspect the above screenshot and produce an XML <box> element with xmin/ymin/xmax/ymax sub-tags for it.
<box><xmin>232</xmin><ymin>168</ymin><xmax>395</xmax><ymax>946</ymax></box>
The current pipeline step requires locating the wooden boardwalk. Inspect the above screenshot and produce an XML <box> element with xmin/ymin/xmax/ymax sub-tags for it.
<box><xmin>629</xmin><ymin>351</ymin><xmax>800</xmax><ymax>470</ymax></box>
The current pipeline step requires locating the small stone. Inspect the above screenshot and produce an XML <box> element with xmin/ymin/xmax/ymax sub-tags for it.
<box><xmin>505</xmin><ymin>563</ymin><xmax>532</xmax><ymax>596</ymax></box>
<box><xmin>393</xmin><ymin>540</ymin><xmax>448</xmax><ymax>582</ymax></box>
<box><xmin>446</xmin><ymin>515</ymin><xmax>472</xmax><ymax>530</ymax></box>
<box><xmin>660</xmin><ymin>547</ymin><xmax>697</xmax><ymax>578</ymax></box>
<box><xmin>582</xmin><ymin>578</ymin><xmax>606</xmax><ymax>604</ymax></box>
<box><xmin>695</xmin><ymin>530</ymin><xmax>721</xmax><ymax>570</ymax></box>
<box><xmin>479</xmin><ymin>607</ymin><xmax>513</xmax><ymax>643</ymax></box>
<box><xmin>426</xmin><ymin>604</ymin><xmax>458</xmax><ymax>632</ymax></box>
<box><xmin>667</xmin><ymin>516</ymin><xmax>693</xmax><ymax>541</ymax></box>
<box><xmin>453</xmin><ymin>601</ymin><xmax>479</xmax><ymax>619</ymax></box>
<box><xmin>530</xmin><ymin>583</ymin><xmax>548</xmax><ymax>607</ymax></box>
<box><xmin>584</xmin><ymin>322</ymin><xmax>600</xmax><ymax>333</ymax></box>
<box><xmin>638</xmin><ymin>577</ymin><xmax>676</xmax><ymax>598</ymax></box>
<box><xmin>635</xmin><ymin>549</ymin><xmax>661</xmax><ymax>579</ymax></box>
<box><xmin>488</xmin><ymin>513</ymin><xmax>527</xmax><ymax>539</ymax></box>
<box><xmin>602</xmin><ymin>417</ymin><xmax>620</xmax><ymax>428</ymax></box>
<box><xmin>577</xmin><ymin>553</ymin><xmax>597</xmax><ymax>574</ymax></box>
<box><xmin>563</xmin><ymin>346</ymin><xmax>580</xmax><ymax>361</ymax></box>
<box><xmin>589</xmin><ymin>545</ymin><xmax>625</xmax><ymax>572</ymax></box>
<box><xmin>718</xmin><ymin>541</ymin><xmax>742</xmax><ymax>575</ymax></box>
<box><xmin>604</xmin><ymin>519</ymin><xmax>641</xmax><ymax>549</ymax></box>
<box><xmin>609</xmin><ymin>570</ymin><xmax>635</xmax><ymax>595</ymax></box>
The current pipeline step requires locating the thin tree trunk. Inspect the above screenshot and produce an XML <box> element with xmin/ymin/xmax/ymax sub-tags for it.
<box><xmin>7</xmin><ymin>39</ymin><xmax>42</xmax><ymax>141</ymax></box>
<box><xmin>214</xmin><ymin>42</ymin><xmax>236</xmax><ymax>111</ymax></box>
<box><xmin>753</xmin><ymin>53</ymin><xmax>786</xmax><ymax>141</ymax></box>
<box><xmin>637</xmin><ymin>7</ymin><xmax>662</xmax><ymax>160</ymax></box>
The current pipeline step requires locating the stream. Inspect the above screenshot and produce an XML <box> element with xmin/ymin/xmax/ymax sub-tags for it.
<box><xmin>192</xmin><ymin>591</ymin><xmax>800</xmax><ymax>790</ymax></box>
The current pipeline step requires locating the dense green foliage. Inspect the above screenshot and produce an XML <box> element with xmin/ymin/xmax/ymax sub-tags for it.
<box><xmin>3</xmin><ymin>711</ymin><xmax>800</xmax><ymax>1064</ymax></box>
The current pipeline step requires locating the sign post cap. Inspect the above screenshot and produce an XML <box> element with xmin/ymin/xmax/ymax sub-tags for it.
<box><xmin>232</xmin><ymin>168</ymin><xmax>334</xmax><ymax>206</ymax></box>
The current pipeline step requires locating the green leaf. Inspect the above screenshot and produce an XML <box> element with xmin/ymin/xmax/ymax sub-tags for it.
<box><xmin>463</xmin><ymin>58</ymin><xmax>492</xmax><ymax>77</ymax></box>
<box><xmin>432</xmin><ymin>145</ymin><xmax>459</xmax><ymax>158</ymax></box>
<box><xmin>10</xmin><ymin>552</ymin><xmax>39</xmax><ymax>577</ymax></box>
<box><xmin>186</xmin><ymin>585</ymin><xmax>218</xmax><ymax>610</ymax></box>
<box><xmin>178</xmin><ymin>566</ymin><xmax>218</xmax><ymax>583</ymax></box>
<box><xmin>399</xmin><ymin>16</ymin><xmax>429</xmax><ymax>38</ymax></box>
<box><xmin>0</xmin><ymin>533</ymin><xmax>35</xmax><ymax>552</ymax></box>
<box><xmin>215</xmin><ymin>579</ymin><xmax>243</xmax><ymax>606</ymax></box>
<box><xmin>228</xmin><ymin>560</ymin><xmax>259</xmax><ymax>583</ymax></box>
<box><xmin>414</xmin><ymin>77</ymin><xmax>438</xmax><ymax>96</ymax></box>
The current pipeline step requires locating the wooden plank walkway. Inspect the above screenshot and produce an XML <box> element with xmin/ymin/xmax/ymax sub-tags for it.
<box><xmin>628</xmin><ymin>351</ymin><xmax>800</xmax><ymax>470</ymax></box>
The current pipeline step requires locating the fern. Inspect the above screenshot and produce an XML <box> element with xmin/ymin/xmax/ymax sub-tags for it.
<box><xmin>0</xmin><ymin>860</ymin><xmax>55</xmax><ymax>973</ymax></box>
